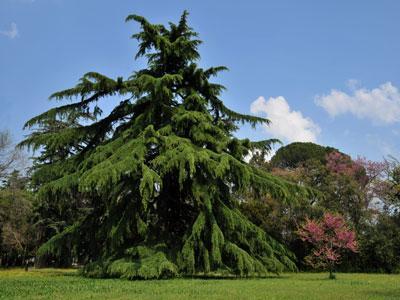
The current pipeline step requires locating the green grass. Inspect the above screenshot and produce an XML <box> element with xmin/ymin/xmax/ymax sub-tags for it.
<box><xmin>0</xmin><ymin>268</ymin><xmax>399</xmax><ymax>300</ymax></box>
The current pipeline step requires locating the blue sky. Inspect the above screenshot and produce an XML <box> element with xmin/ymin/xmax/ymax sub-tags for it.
<box><xmin>1</xmin><ymin>0</ymin><xmax>399</xmax><ymax>160</ymax></box>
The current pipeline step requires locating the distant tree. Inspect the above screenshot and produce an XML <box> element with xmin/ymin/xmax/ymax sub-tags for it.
<box><xmin>246</xmin><ymin>146</ymin><xmax>399</xmax><ymax>274</ymax></box>
<box><xmin>240</xmin><ymin>190</ymin><xmax>323</xmax><ymax>270</ymax></box>
<box><xmin>0</xmin><ymin>130</ymin><xmax>33</xmax><ymax>268</ymax></box>
<box><xmin>248</xmin><ymin>151</ymin><xmax>272</xmax><ymax>172</ymax></box>
<box><xmin>356</xmin><ymin>213</ymin><xmax>400</xmax><ymax>273</ymax></box>
<box><xmin>270</xmin><ymin>142</ymin><xmax>336</xmax><ymax>169</ymax></box>
<box><xmin>381</xmin><ymin>157</ymin><xmax>400</xmax><ymax>210</ymax></box>
<box><xmin>0</xmin><ymin>130</ymin><xmax>20</xmax><ymax>181</ymax></box>
<box><xmin>0</xmin><ymin>171</ymin><xmax>34</xmax><ymax>268</ymax></box>
<box><xmin>21</xmin><ymin>12</ymin><xmax>311</xmax><ymax>279</ymax></box>
<box><xmin>298</xmin><ymin>212</ymin><xmax>358</xmax><ymax>279</ymax></box>
<box><xmin>352</xmin><ymin>157</ymin><xmax>400</xmax><ymax>273</ymax></box>
<box><xmin>279</xmin><ymin>153</ymin><xmax>365</xmax><ymax>230</ymax></box>
<box><xmin>353</xmin><ymin>156</ymin><xmax>386</xmax><ymax>200</ymax></box>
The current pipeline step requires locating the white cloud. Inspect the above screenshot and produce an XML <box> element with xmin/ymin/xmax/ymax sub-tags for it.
<box><xmin>250</xmin><ymin>96</ymin><xmax>321</xmax><ymax>143</ymax></box>
<box><xmin>346</xmin><ymin>79</ymin><xmax>361</xmax><ymax>90</ymax></box>
<box><xmin>315</xmin><ymin>82</ymin><xmax>400</xmax><ymax>124</ymax></box>
<box><xmin>0</xmin><ymin>22</ymin><xmax>18</xmax><ymax>39</ymax></box>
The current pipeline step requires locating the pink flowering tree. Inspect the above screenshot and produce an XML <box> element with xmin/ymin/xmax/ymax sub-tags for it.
<box><xmin>298</xmin><ymin>212</ymin><xmax>358</xmax><ymax>279</ymax></box>
<box><xmin>326</xmin><ymin>151</ymin><xmax>365</xmax><ymax>181</ymax></box>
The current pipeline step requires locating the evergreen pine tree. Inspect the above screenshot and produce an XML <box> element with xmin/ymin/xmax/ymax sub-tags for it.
<box><xmin>21</xmin><ymin>11</ymin><xmax>311</xmax><ymax>279</ymax></box>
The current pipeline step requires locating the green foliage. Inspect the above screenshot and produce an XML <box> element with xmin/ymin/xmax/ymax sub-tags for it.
<box><xmin>0</xmin><ymin>171</ymin><xmax>35</xmax><ymax>267</ymax></box>
<box><xmin>271</xmin><ymin>142</ymin><xmax>337</xmax><ymax>169</ymax></box>
<box><xmin>240</xmin><ymin>193</ymin><xmax>322</xmax><ymax>270</ymax></box>
<box><xmin>22</xmin><ymin>11</ymin><xmax>311</xmax><ymax>278</ymax></box>
<box><xmin>37</xmin><ymin>223</ymin><xmax>79</xmax><ymax>258</ymax></box>
<box><xmin>351</xmin><ymin>214</ymin><xmax>400</xmax><ymax>273</ymax></box>
<box><xmin>259</xmin><ymin>144</ymin><xmax>400</xmax><ymax>273</ymax></box>
<box><xmin>82</xmin><ymin>245</ymin><xmax>178</xmax><ymax>279</ymax></box>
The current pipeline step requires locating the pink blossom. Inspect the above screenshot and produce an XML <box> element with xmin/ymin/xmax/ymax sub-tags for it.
<box><xmin>326</xmin><ymin>151</ymin><xmax>365</xmax><ymax>180</ymax></box>
<box><xmin>323</xmin><ymin>213</ymin><xmax>344</xmax><ymax>230</ymax></box>
<box><xmin>298</xmin><ymin>212</ymin><xmax>358</xmax><ymax>271</ymax></box>
<box><xmin>299</xmin><ymin>219</ymin><xmax>324</xmax><ymax>243</ymax></box>
<box><xmin>325</xmin><ymin>247</ymin><xmax>340</xmax><ymax>261</ymax></box>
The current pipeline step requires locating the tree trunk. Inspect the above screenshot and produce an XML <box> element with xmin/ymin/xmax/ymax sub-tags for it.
<box><xmin>23</xmin><ymin>247</ymin><xmax>28</xmax><ymax>271</ymax></box>
<box><xmin>329</xmin><ymin>265</ymin><xmax>336</xmax><ymax>279</ymax></box>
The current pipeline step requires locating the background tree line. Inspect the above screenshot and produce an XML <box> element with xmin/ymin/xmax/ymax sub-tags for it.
<box><xmin>1</xmin><ymin>130</ymin><xmax>399</xmax><ymax>273</ymax></box>
<box><xmin>242</xmin><ymin>142</ymin><xmax>400</xmax><ymax>273</ymax></box>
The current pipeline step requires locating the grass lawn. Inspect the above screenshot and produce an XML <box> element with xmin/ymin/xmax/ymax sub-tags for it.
<box><xmin>0</xmin><ymin>268</ymin><xmax>399</xmax><ymax>300</ymax></box>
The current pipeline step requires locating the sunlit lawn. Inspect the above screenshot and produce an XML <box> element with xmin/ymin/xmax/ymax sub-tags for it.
<box><xmin>0</xmin><ymin>268</ymin><xmax>399</xmax><ymax>299</ymax></box>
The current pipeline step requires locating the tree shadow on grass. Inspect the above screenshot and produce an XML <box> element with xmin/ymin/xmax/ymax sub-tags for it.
<box><xmin>183</xmin><ymin>274</ymin><xmax>290</xmax><ymax>280</ymax></box>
